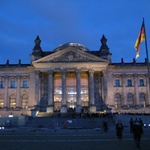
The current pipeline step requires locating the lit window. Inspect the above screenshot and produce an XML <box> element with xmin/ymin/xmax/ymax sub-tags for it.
<box><xmin>10</xmin><ymin>81</ymin><xmax>15</xmax><ymax>88</ymax></box>
<box><xmin>127</xmin><ymin>79</ymin><xmax>132</xmax><ymax>87</ymax></box>
<box><xmin>127</xmin><ymin>93</ymin><xmax>134</xmax><ymax>107</ymax></box>
<box><xmin>139</xmin><ymin>79</ymin><xmax>144</xmax><ymax>86</ymax></box>
<box><xmin>22</xmin><ymin>94</ymin><xmax>28</xmax><ymax>109</ymax></box>
<box><xmin>23</xmin><ymin>80</ymin><xmax>28</xmax><ymax>88</ymax></box>
<box><xmin>0</xmin><ymin>81</ymin><xmax>4</xmax><ymax>88</ymax></box>
<box><xmin>115</xmin><ymin>79</ymin><xmax>120</xmax><ymax>87</ymax></box>
<box><xmin>115</xmin><ymin>93</ymin><xmax>122</xmax><ymax>108</ymax></box>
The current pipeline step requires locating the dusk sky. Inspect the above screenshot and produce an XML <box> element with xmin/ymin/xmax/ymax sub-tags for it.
<box><xmin>0</xmin><ymin>0</ymin><xmax>150</xmax><ymax>64</ymax></box>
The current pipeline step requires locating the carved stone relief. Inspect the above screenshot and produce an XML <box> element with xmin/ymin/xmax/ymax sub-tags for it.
<box><xmin>50</xmin><ymin>51</ymin><xmax>93</xmax><ymax>62</ymax></box>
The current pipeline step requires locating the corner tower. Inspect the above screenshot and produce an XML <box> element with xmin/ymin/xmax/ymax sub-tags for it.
<box><xmin>30</xmin><ymin>36</ymin><xmax>43</xmax><ymax>63</ymax></box>
<box><xmin>99</xmin><ymin>35</ymin><xmax>112</xmax><ymax>62</ymax></box>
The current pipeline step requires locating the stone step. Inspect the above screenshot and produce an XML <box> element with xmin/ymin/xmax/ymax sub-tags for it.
<box><xmin>25</xmin><ymin>117</ymin><xmax>115</xmax><ymax>128</ymax></box>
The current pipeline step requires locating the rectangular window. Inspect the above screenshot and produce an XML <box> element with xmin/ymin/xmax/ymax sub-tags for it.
<box><xmin>139</xmin><ymin>79</ymin><xmax>144</xmax><ymax>86</ymax></box>
<box><xmin>115</xmin><ymin>79</ymin><xmax>120</xmax><ymax>87</ymax></box>
<box><xmin>10</xmin><ymin>81</ymin><xmax>15</xmax><ymax>88</ymax></box>
<box><xmin>127</xmin><ymin>79</ymin><xmax>132</xmax><ymax>86</ymax></box>
<box><xmin>23</xmin><ymin>80</ymin><xmax>28</xmax><ymax>88</ymax></box>
<box><xmin>0</xmin><ymin>81</ymin><xmax>4</xmax><ymax>88</ymax></box>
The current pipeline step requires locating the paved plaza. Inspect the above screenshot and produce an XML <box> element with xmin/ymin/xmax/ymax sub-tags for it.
<box><xmin>0</xmin><ymin>125</ymin><xmax>150</xmax><ymax>150</ymax></box>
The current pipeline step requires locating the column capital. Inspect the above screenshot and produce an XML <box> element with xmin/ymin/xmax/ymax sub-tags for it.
<box><xmin>76</xmin><ymin>69</ymin><xmax>81</xmax><ymax>74</ymax></box>
<box><xmin>89</xmin><ymin>69</ymin><xmax>94</xmax><ymax>75</ymax></box>
<box><xmin>61</xmin><ymin>69</ymin><xmax>67</xmax><ymax>74</ymax></box>
<box><xmin>48</xmin><ymin>70</ymin><xmax>53</xmax><ymax>74</ymax></box>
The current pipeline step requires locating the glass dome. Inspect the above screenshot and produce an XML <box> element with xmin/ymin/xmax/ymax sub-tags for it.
<box><xmin>53</xmin><ymin>42</ymin><xmax>89</xmax><ymax>52</ymax></box>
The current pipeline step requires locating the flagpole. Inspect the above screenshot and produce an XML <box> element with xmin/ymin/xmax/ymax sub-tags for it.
<box><xmin>143</xmin><ymin>18</ymin><xmax>150</xmax><ymax>106</ymax></box>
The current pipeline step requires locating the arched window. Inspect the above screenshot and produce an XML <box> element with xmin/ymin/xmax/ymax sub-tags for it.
<box><xmin>114</xmin><ymin>93</ymin><xmax>122</xmax><ymax>108</ymax></box>
<box><xmin>139</xmin><ymin>93</ymin><xmax>146</xmax><ymax>107</ymax></box>
<box><xmin>127</xmin><ymin>93</ymin><xmax>134</xmax><ymax>107</ymax></box>
<box><xmin>21</xmin><ymin>94</ymin><xmax>28</xmax><ymax>109</ymax></box>
<box><xmin>9</xmin><ymin>95</ymin><xmax>16</xmax><ymax>109</ymax></box>
<box><xmin>0</xmin><ymin>94</ymin><xmax>4</xmax><ymax>108</ymax></box>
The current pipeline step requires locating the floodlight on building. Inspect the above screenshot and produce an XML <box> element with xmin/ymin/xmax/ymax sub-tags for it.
<box><xmin>35</xmin><ymin>111</ymin><xmax>39</xmax><ymax>117</ymax></box>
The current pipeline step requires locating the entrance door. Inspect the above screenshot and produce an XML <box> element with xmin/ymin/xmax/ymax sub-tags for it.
<box><xmin>66</xmin><ymin>73</ymin><xmax>77</xmax><ymax>111</ymax></box>
<box><xmin>67</xmin><ymin>93</ymin><xmax>76</xmax><ymax>111</ymax></box>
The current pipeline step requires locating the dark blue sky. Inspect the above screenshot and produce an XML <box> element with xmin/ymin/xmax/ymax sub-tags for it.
<box><xmin>0</xmin><ymin>0</ymin><xmax>150</xmax><ymax>64</ymax></box>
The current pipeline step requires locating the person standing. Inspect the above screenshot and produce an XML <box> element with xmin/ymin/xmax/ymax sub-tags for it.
<box><xmin>116</xmin><ymin>121</ymin><xmax>124</xmax><ymax>139</ymax></box>
<box><xmin>129</xmin><ymin>118</ymin><xmax>134</xmax><ymax>133</ymax></box>
<box><xmin>132</xmin><ymin>120</ymin><xmax>143</xmax><ymax>148</ymax></box>
<box><xmin>103</xmin><ymin>121</ymin><xmax>108</xmax><ymax>132</ymax></box>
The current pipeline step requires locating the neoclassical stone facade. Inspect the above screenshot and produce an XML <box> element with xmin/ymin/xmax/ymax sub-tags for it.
<box><xmin>0</xmin><ymin>35</ymin><xmax>150</xmax><ymax>117</ymax></box>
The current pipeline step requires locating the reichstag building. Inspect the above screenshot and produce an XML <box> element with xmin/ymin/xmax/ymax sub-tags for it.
<box><xmin>0</xmin><ymin>35</ymin><xmax>150</xmax><ymax>117</ymax></box>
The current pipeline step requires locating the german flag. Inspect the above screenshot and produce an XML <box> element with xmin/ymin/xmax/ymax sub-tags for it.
<box><xmin>134</xmin><ymin>20</ymin><xmax>146</xmax><ymax>59</ymax></box>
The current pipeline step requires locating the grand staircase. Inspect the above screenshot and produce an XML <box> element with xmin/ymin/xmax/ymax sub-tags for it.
<box><xmin>25</xmin><ymin>113</ymin><xmax>115</xmax><ymax>129</ymax></box>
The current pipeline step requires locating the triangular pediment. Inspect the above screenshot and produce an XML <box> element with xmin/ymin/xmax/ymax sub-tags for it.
<box><xmin>33</xmin><ymin>47</ymin><xmax>107</xmax><ymax>64</ymax></box>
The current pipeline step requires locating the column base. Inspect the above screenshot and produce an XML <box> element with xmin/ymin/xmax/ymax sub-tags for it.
<box><xmin>60</xmin><ymin>105</ymin><xmax>67</xmax><ymax>113</ymax></box>
<box><xmin>122</xmin><ymin>105</ymin><xmax>128</xmax><ymax>109</ymax></box>
<box><xmin>3</xmin><ymin>107</ymin><xmax>8</xmax><ymax>111</ymax></box>
<box><xmin>89</xmin><ymin>105</ymin><xmax>96</xmax><ymax>113</ymax></box>
<box><xmin>46</xmin><ymin>106</ymin><xmax>54</xmax><ymax>113</ymax></box>
<box><xmin>76</xmin><ymin>105</ymin><xmax>82</xmax><ymax>113</ymax></box>
<box><xmin>135</xmin><ymin>105</ymin><xmax>141</xmax><ymax>109</ymax></box>
<box><xmin>15</xmin><ymin>107</ymin><xmax>21</xmax><ymax>111</ymax></box>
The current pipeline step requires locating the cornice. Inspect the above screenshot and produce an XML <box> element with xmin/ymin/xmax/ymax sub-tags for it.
<box><xmin>33</xmin><ymin>62</ymin><xmax>109</xmax><ymax>71</ymax></box>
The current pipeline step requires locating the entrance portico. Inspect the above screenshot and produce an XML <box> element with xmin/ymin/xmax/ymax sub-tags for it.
<box><xmin>32</xmin><ymin>43</ymin><xmax>109</xmax><ymax>113</ymax></box>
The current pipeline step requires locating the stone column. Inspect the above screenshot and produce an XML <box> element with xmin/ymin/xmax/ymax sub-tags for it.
<box><xmin>47</xmin><ymin>70</ymin><xmax>54</xmax><ymax>113</ymax></box>
<box><xmin>39</xmin><ymin>74</ymin><xmax>42</xmax><ymax>102</ymax></box>
<box><xmin>122</xmin><ymin>74</ymin><xmax>128</xmax><ymax>108</ymax></box>
<box><xmin>61</xmin><ymin>70</ymin><xmax>67</xmax><ymax>113</ymax></box>
<box><xmin>35</xmin><ymin>71</ymin><xmax>40</xmax><ymax>109</ymax></box>
<box><xmin>89</xmin><ymin>70</ymin><xmax>96</xmax><ymax>113</ymax></box>
<box><xmin>4</xmin><ymin>76</ymin><xmax>9</xmax><ymax>109</ymax></box>
<box><xmin>16</xmin><ymin>75</ymin><xmax>21</xmax><ymax>109</ymax></box>
<box><xmin>134</xmin><ymin>74</ymin><xmax>140</xmax><ymax>108</ymax></box>
<box><xmin>99</xmin><ymin>72</ymin><xmax>103</xmax><ymax>110</ymax></box>
<box><xmin>28</xmin><ymin>72</ymin><xmax>36</xmax><ymax>109</ymax></box>
<box><xmin>76</xmin><ymin>69</ymin><xmax>82</xmax><ymax>113</ymax></box>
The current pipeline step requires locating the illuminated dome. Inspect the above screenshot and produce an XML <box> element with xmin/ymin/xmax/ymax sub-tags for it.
<box><xmin>53</xmin><ymin>42</ymin><xmax>89</xmax><ymax>52</ymax></box>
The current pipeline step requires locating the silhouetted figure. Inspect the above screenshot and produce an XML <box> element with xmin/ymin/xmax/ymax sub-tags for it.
<box><xmin>116</xmin><ymin>121</ymin><xmax>123</xmax><ymax>139</ymax></box>
<box><xmin>129</xmin><ymin>118</ymin><xmax>134</xmax><ymax>133</ymax></box>
<box><xmin>133</xmin><ymin>120</ymin><xmax>143</xmax><ymax>148</ymax></box>
<box><xmin>103</xmin><ymin>121</ymin><xmax>108</xmax><ymax>132</ymax></box>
